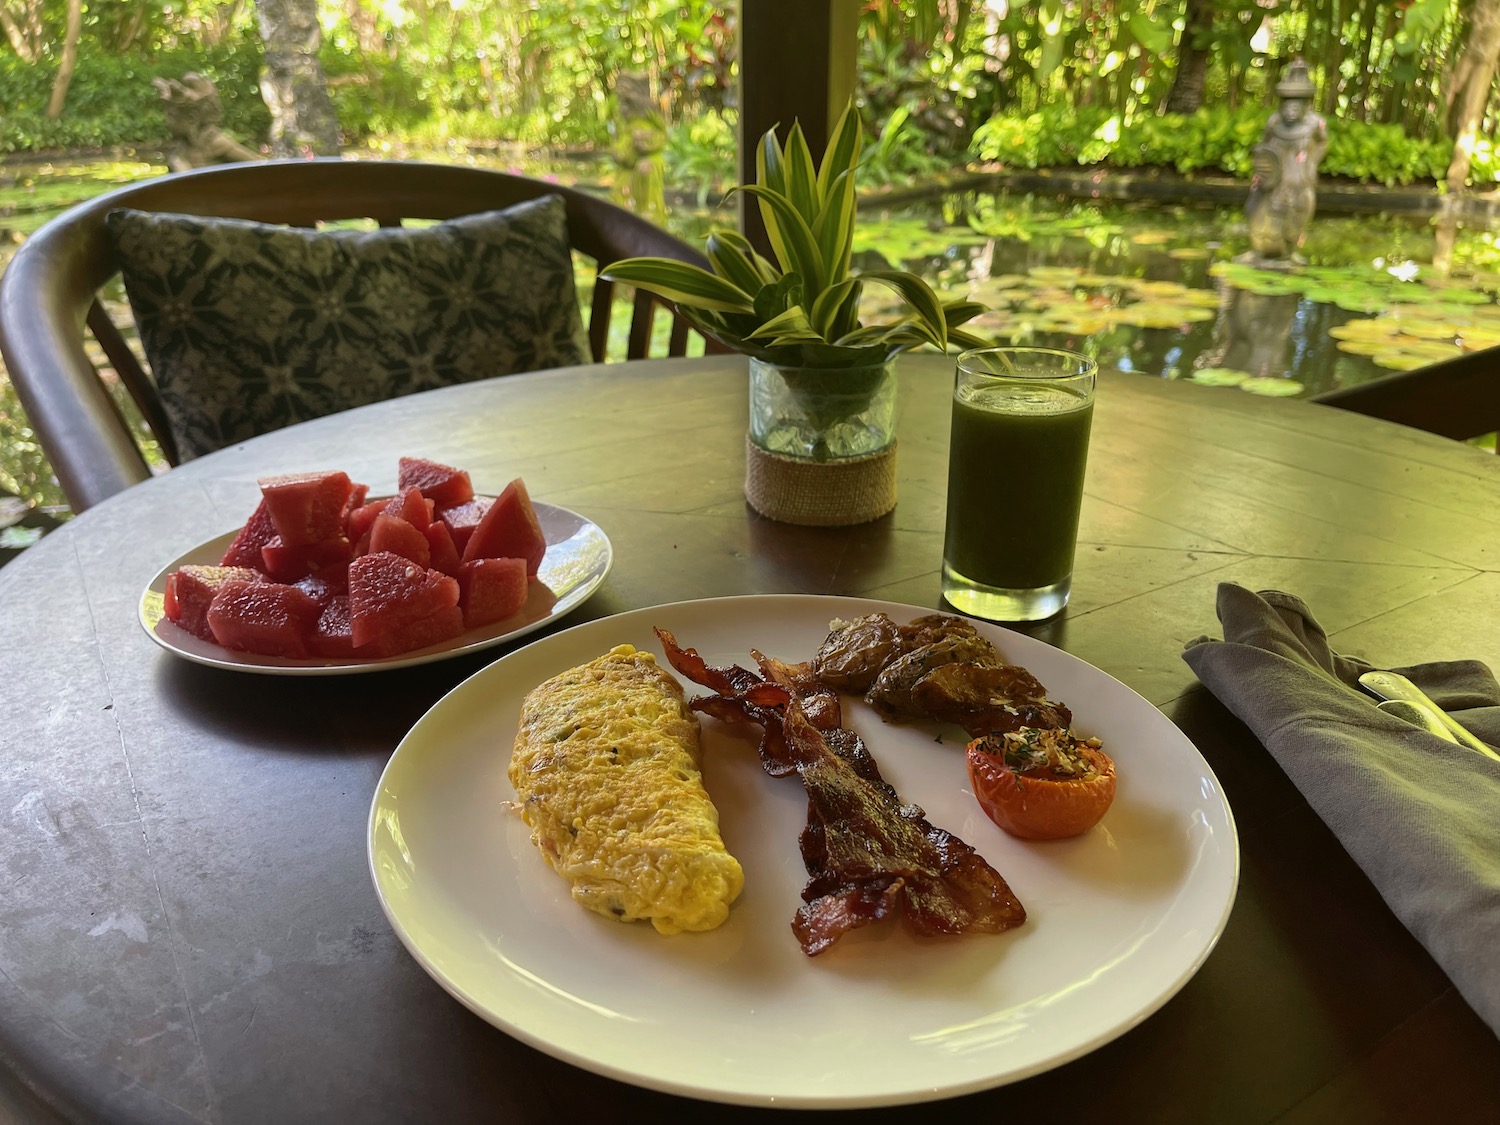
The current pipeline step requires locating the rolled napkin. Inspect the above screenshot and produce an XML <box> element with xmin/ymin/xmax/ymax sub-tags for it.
<box><xmin>1183</xmin><ymin>582</ymin><xmax>1500</xmax><ymax>1038</ymax></box>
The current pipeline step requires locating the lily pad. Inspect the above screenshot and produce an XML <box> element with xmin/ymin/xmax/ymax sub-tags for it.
<box><xmin>1239</xmin><ymin>376</ymin><xmax>1305</xmax><ymax>397</ymax></box>
<box><xmin>1188</xmin><ymin>367</ymin><xmax>1251</xmax><ymax>386</ymax></box>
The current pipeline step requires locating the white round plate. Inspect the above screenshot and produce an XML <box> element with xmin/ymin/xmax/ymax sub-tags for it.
<box><xmin>139</xmin><ymin>501</ymin><xmax>611</xmax><ymax>675</ymax></box>
<box><xmin>368</xmin><ymin>594</ymin><xmax>1239</xmax><ymax>1108</ymax></box>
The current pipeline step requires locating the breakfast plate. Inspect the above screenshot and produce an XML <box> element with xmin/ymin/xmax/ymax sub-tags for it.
<box><xmin>139</xmin><ymin>501</ymin><xmax>611</xmax><ymax>675</ymax></box>
<box><xmin>368</xmin><ymin>594</ymin><xmax>1240</xmax><ymax>1107</ymax></box>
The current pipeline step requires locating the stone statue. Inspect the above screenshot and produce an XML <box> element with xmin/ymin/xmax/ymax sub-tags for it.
<box><xmin>153</xmin><ymin>73</ymin><xmax>261</xmax><ymax>173</ymax></box>
<box><xmin>610</xmin><ymin>72</ymin><xmax>668</xmax><ymax>225</ymax></box>
<box><xmin>1243</xmin><ymin>59</ymin><xmax>1327</xmax><ymax>266</ymax></box>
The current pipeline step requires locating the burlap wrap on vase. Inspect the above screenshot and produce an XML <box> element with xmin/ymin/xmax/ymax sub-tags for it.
<box><xmin>744</xmin><ymin>436</ymin><xmax>897</xmax><ymax>526</ymax></box>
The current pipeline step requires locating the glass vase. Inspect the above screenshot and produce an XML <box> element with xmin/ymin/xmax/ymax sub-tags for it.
<box><xmin>747</xmin><ymin>357</ymin><xmax>897</xmax><ymax>463</ymax></box>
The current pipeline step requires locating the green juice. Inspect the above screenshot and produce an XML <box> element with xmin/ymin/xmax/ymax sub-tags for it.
<box><xmin>943</xmin><ymin>382</ymin><xmax>1094</xmax><ymax>593</ymax></box>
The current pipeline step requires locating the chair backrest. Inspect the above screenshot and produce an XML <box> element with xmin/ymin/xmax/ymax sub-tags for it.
<box><xmin>1309</xmin><ymin>347</ymin><xmax>1500</xmax><ymax>450</ymax></box>
<box><xmin>0</xmin><ymin>159</ymin><xmax>715</xmax><ymax>512</ymax></box>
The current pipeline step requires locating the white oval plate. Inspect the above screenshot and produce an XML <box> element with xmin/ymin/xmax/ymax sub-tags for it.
<box><xmin>139</xmin><ymin>501</ymin><xmax>611</xmax><ymax>675</ymax></box>
<box><xmin>368</xmin><ymin>594</ymin><xmax>1240</xmax><ymax>1108</ymax></box>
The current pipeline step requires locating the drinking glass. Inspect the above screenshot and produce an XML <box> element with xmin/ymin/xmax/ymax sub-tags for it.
<box><xmin>942</xmin><ymin>346</ymin><xmax>1097</xmax><ymax>622</ymax></box>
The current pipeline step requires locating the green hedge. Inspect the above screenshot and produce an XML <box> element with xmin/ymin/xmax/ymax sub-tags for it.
<box><xmin>0</xmin><ymin>34</ymin><xmax>270</xmax><ymax>155</ymax></box>
<box><xmin>971</xmin><ymin>104</ymin><xmax>1486</xmax><ymax>189</ymax></box>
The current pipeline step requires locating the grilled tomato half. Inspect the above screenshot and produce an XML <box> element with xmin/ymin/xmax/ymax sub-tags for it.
<box><xmin>966</xmin><ymin>727</ymin><xmax>1116</xmax><ymax>840</ymax></box>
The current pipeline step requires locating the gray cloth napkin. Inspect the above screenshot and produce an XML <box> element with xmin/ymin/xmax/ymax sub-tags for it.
<box><xmin>1183</xmin><ymin>582</ymin><xmax>1500</xmax><ymax>1037</ymax></box>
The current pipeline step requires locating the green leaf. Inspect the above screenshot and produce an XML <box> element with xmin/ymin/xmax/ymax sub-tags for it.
<box><xmin>810</xmin><ymin>278</ymin><xmax>859</xmax><ymax>338</ymax></box>
<box><xmin>941</xmin><ymin>299</ymin><xmax>989</xmax><ymax>329</ymax></box>
<box><xmin>858</xmin><ymin>269</ymin><xmax>948</xmax><ymax>344</ymax></box>
<box><xmin>831</xmin><ymin>278</ymin><xmax>863</xmax><ymax>340</ymax></box>
<box><xmin>817</xmin><ymin>101</ymin><xmax>864</xmax><ymax>200</ymax></box>
<box><xmin>813</xmin><ymin>167</ymin><xmax>857</xmax><ymax>285</ymax></box>
<box><xmin>707</xmin><ymin>228</ymin><xmax>781</xmax><ymax>283</ymax></box>
<box><xmin>706</xmin><ymin>232</ymin><xmax>768</xmax><ymax>297</ymax></box>
<box><xmin>781</xmin><ymin>120</ymin><xmax>821</xmax><ymax>226</ymax></box>
<box><xmin>745</xmin><ymin>305</ymin><xmax>815</xmax><ymax>340</ymax></box>
<box><xmin>598</xmin><ymin>258</ymin><xmax>755</xmax><ymax>312</ymax></box>
<box><xmin>947</xmin><ymin>326</ymin><xmax>996</xmax><ymax>351</ymax></box>
<box><xmin>736</xmin><ymin>184</ymin><xmax>826</xmax><ymax>293</ymax></box>
<box><xmin>754</xmin><ymin>272</ymin><xmax>803</xmax><ymax>322</ymax></box>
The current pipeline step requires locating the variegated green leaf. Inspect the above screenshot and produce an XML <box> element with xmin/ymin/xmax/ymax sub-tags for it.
<box><xmin>817</xmin><ymin>101</ymin><xmax>864</xmax><ymax>201</ymax></box>
<box><xmin>859</xmin><ymin>269</ymin><xmax>947</xmax><ymax>344</ymax></box>
<box><xmin>745</xmin><ymin>304</ymin><xmax>814</xmax><ymax>340</ymax></box>
<box><xmin>941</xmin><ymin>299</ymin><xmax>989</xmax><ymax>329</ymax></box>
<box><xmin>705</xmin><ymin>233</ymin><xmax>767</xmax><ymax>297</ymax></box>
<box><xmin>812</xmin><ymin>168</ymin><xmax>857</xmax><ymax>283</ymax></box>
<box><xmin>710</xmin><ymin>228</ymin><xmax>781</xmax><ymax>283</ymax></box>
<box><xmin>810</xmin><ymin>278</ymin><xmax>859</xmax><ymax>339</ymax></box>
<box><xmin>831</xmin><ymin>278</ymin><xmax>863</xmax><ymax>340</ymax></box>
<box><xmin>947</xmin><ymin>326</ymin><xmax>996</xmax><ymax>351</ymax></box>
<box><xmin>736</xmin><ymin>185</ymin><xmax>825</xmax><ymax>293</ymax></box>
<box><xmin>753</xmin><ymin>272</ymin><xmax>802</xmax><ymax>322</ymax></box>
<box><xmin>781</xmin><ymin>121</ymin><xmax>821</xmax><ymax>226</ymax></box>
<box><xmin>599</xmin><ymin>258</ymin><xmax>756</xmax><ymax>313</ymax></box>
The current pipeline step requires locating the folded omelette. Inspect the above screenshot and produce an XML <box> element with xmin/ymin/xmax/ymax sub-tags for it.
<box><xmin>509</xmin><ymin>644</ymin><xmax>744</xmax><ymax>934</ymax></box>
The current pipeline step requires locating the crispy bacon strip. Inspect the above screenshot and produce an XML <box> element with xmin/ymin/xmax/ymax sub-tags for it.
<box><xmin>655</xmin><ymin>627</ymin><xmax>1026</xmax><ymax>955</ymax></box>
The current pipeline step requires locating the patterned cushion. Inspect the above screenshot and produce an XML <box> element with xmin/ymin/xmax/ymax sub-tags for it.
<box><xmin>106</xmin><ymin>196</ymin><xmax>590</xmax><ymax>460</ymax></box>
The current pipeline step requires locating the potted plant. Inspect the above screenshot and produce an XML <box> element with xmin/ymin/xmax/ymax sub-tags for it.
<box><xmin>600</xmin><ymin>101</ymin><xmax>989</xmax><ymax>526</ymax></box>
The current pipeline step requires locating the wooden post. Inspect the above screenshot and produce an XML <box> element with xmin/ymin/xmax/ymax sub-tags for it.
<box><xmin>737</xmin><ymin>0</ymin><xmax>859</xmax><ymax>255</ymax></box>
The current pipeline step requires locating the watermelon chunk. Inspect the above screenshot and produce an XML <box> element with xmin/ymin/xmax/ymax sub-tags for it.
<box><xmin>382</xmin><ymin>486</ymin><xmax>433</xmax><ymax>531</ymax></box>
<box><xmin>347</xmin><ymin>551</ymin><xmax>462</xmax><ymax>652</ymax></box>
<box><xmin>206</xmin><ymin>580</ymin><xmax>321</xmax><ymax>658</ymax></box>
<box><xmin>424</xmin><ymin>520</ymin><xmax>461</xmax><ymax>577</ymax></box>
<box><xmin>368</xmin><ymin>512</ymin><xmax>431</xmax><ymax>567</ymax></box>
<box><xmin>260</xmin><ymin>534</ymin><xmax>353</xmax><ymax>584</ymax></box>
<box><xmin>259</xmin><ymin>470</ymin><xmax>355</xmax><ymax>547</ymax></box>
<box><xmin>457</xmin><ymin>557</ymin><xmax>529</xmax><ymax>629</ymax></box>
<box><xmin>220</xmin><ymin>499</ymin><xmax>277</xmax><ymax>569</ymax></box>
<box><xmin>462</xmin><ymin>478</ymin><xmax>546</xmax><ymax>574</ymax></box>
<box><xmin>293</xmin><ymin>572</ymin><xmax>346</xmax><ymax>605</ymax></box>
<box><xmin>307</xmin><ymin>596</ymin><xmax>355</xmax><ymax>659</ymax></box>
<box><xmin>346</xmin><ymin>498</ymin><xmax>390</xmax><ymax>545</ymax></box>
<box><xmin>398</xmin><ymin>457</ymin><xmax>474</xmax><ymax>508</ymax></box>
<box><xmin>437</xmin><ymin>498</ymin><xmax>491</xmax><ymax>555</ymax></box>
<box><xmin>164</xmin><ymin>565</ymin><xmax>262</xmax><ymax>641</ymax></box>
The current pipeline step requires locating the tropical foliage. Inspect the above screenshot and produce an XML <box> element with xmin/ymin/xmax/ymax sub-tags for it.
<box><xmin>2</xmin><ymin>0</ymin><xmax>1500</xmax><ymax>190</ymax></box>
<box><xmin>600</xmin><ymin>103</ymin><xmax>987</xmax><ymax>369</ymax></box>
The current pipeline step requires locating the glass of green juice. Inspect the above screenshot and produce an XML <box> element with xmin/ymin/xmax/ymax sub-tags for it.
<box><xmin>942</xmin><ymin>346</ymin><xmax>1096</xmax><ymax>622</ymax></box>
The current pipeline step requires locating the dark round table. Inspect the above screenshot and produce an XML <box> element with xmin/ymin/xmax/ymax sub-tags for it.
<box><xmin>2</xmin><ymin>354</ymin><xmax>1497</xmax><ymax>1124</ymax></box>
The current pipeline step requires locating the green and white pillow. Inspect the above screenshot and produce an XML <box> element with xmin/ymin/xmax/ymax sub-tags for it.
<box><xmin>107</xmin><ymin>195</ymin><xmax>590</xmax><ymax>460</ymax></box>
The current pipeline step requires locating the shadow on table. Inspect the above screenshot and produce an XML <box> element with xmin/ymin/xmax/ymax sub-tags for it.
<box><xmin>150</xmin><ymin>648</ymin><xmax>501</xmax><ymax>758</ymax></box>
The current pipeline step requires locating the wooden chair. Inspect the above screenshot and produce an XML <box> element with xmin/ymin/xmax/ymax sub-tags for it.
<box><xmin>1309</xmin><ymin>347</ymin><xmax>1500</xmax><ymax>450</ymax></box>
<box><xmin>0</xmin><ymin>159</ymin><xmax>715</xmax><ymax>512</ymax></box>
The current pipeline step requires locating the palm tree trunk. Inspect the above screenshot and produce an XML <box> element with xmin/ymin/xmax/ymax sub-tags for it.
<box><xmin>44</xmin><ymin>0</ymin><xmax>82</xmax><ymax>119</ymax></box>
<box><xmin>1446</xmin><ymin>0</ymin><xmax>1500</xmax><ymax>192</ymax></box>
<box><xmin>1164</xmin><ymin>0</ymin><xmax>1213</xmax><ymax>114</ymax></box>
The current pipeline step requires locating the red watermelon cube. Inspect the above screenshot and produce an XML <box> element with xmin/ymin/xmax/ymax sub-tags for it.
<box><xmin>457</xmin><ymin>557</ymin><xmax>529</xmax><ymax>629</ymax></box>
<box><xmin>398</xmin><ymin>457</ymin><xmax>474</xmax><ymax>508</ymax></box>
<box><xmin>259</xmin><ymin>470</ymin><xmax>355</xmax><ymax>547</ymax></box>
<box><xmin>260</xmin><ymin>534</ymin><xmax>353</xmax><ymax>584</ymax></box>
<box><xmin>347</xmin><ymin>551</ymin><xmax>463</xmax><ymax>654</ymax></box>
<box><xmin>461</xmin><ymin>478</ymin><xmax>546</xmax><ymax>574</ymax></box>
<box><xmin>307</xmin><ymin>596</ymin><xmax>355</xmax><ymax>659</ymax></box>
<box><xmin>346</xmin><ymin>497</ymin><xmax>389</xmax><ymax>545</ymax></box>
<box><xmin>424</xmin><ymin>520</ymin><xmax>461</xmax><ymax>577</ymax></box>
<box><xmin>368</xmin><ymin>513</ymin><xmax>431</xmax><ymax>567</ymax></box>
<box><xmin>206</xmin><ymin>579</ymin><xmax>321</xmax><ymax>658</ymax></box>
<box><xmin>220</xmin><ymin>499</ymin><xmax>277</xmax><ymax>570</ymax></box>
<box><xmin>382</xmin><ymin>486</ymin><xmax>434</xmax><ymax>531</ymax></box>
<box><xmin>437</xmin><ymin>497</ymin><xmax>491</xmax><ymax>555</ymax></box>
<box><xmin>164</xmin><ymin>565</ymin><xmax>263</xmax><ymax>641</ymax></box>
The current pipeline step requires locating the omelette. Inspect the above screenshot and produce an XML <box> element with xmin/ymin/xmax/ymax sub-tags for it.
<box><xmin>509</xmin><ymin>644</ymin><xmax>744</xmax><ymax>934</ymax></box>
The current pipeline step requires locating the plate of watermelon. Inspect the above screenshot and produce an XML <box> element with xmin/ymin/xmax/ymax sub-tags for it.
<box><xmin>138</xmin><ymin>457</ymin><xmax>612</xmax><ymax>675</ymax></box>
